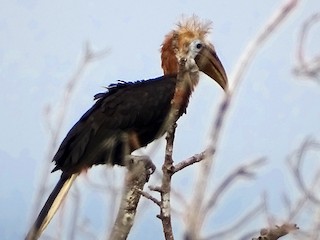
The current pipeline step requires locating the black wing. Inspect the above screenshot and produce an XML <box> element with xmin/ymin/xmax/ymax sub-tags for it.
<box><xmin>52</xmin><ymin>74</ymin><xmax>177</xmax><ymax>174</ymax></box>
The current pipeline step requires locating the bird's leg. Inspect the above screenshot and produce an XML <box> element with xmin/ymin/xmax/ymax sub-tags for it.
<box><xmin>124</xmin><ymin>155</ymin><xmax>156</xmax><ymax>180</ymax></box>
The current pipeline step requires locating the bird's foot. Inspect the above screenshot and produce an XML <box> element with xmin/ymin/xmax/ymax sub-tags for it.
<box><xmin>125</xmin><ymin>155</ymin><xmax>156</xmax><ymax>179</ymax></box>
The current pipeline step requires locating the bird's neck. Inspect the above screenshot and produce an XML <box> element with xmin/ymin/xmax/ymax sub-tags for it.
<box><xmin>172</xmin><ymin>68</ymin><xmax>199</xmax><ymax>115</ymax></box>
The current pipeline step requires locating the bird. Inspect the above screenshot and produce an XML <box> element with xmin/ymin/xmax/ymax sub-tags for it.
<box><xmin>26</xmin><ymin>16</ymin><xmax>228</xmax><ymax>240</ymax></box>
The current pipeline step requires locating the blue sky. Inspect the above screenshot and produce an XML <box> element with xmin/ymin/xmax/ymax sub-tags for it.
<box><xmin>1</xmin><ymin>0</ymin><xmax>320</xmax><ymax>239</ymax></box>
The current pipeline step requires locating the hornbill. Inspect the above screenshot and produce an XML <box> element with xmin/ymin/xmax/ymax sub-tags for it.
<box><xmin>26</xmin><ymin>17</ymin><xmax>228</xmax><ymax>239</ymax></box>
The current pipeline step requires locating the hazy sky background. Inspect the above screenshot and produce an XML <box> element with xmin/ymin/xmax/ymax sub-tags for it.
<box><xmin>1</xmin><ymin>0</ymin><xmax>320</xmax><ymax>239</ymax></box>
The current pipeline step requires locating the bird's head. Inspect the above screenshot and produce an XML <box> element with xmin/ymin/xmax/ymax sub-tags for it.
<box><xmin>161</xmin><ymin>16</ymin><xmax>228</xmax><ymax>91</ymax></box>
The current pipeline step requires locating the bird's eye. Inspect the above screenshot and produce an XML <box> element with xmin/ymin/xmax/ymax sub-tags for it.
<box><xmin>196</xmin><ymin>43</ymin><xmax>202</xmax><ymax>49</ymax></box>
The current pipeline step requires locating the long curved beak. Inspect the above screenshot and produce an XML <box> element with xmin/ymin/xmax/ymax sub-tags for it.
<box><xmin>195</xmin><ymin>45</ymin><xmax>228</xmax><ymax>91</ymax></box>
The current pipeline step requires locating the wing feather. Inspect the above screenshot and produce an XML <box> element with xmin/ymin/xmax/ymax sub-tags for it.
<box><xmin>52</xmin><ymin>75</ymin><xmax>177</xmax><ymax>173</ymax></box>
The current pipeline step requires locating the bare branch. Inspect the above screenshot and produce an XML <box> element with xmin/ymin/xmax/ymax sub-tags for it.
<box><xmin>108</xmin><ymin>157</ymin><xmax>151</xmax><ymax>240</ymax></box>
<box><xmin>202</xmin><ymin>201</ymin><xmax>264</xmax><ymax>240</ymax></box>
<box><xmin>158</xmin><ymin>123</ymin><xmax>176</xmax><ymax>240</ymax></box>
<box><xmin>261</xmin><ymin>193</ymin><xmax>277</xmax><ymax>227</ymax></box>
<box><xmin>173</xmin><ymin>151</ymin><xmax>207</xmax><ymax>173</ymax></box>
<box><xmin>294</xmin><ymin>12</ymin><xmax>320</xmax><ymax>81</ymax></box>
<box><xmin>139</xmin><ymin>190</ymin><xmax>161</xmax><ymax>207</ymax></box>
<box><xmin>188</xmin><ymin>157</ymin><xmax>266</xmax><ymax>237</ymax></box>
<box><xmin>252</xmin><ymin>223</ymin><xmax>299</xmax><ymax>240</ymax></box>
<box><xmin>156</xmin><ymin>53</ymin><xmax>201</xmax><ymax>240</ymax></box>
<box><xmin>205</xmin><ymin>157</ymin><xmax>266</xmax><ymax>213</ymax></box>
<box><xmin>149</xmin><ymin>185</ymin><xmax>163</xmax><ymax>193</ymax></box>
<box><xmin>287</xmin><ymin>137</ymin><xmax>320</xmax><ymax>204</ymax></box>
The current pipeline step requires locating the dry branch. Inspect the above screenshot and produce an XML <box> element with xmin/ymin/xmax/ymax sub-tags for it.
<box><xmin>173</xmin><ymin>151</ymin><xmax>207</xmax><ymax>173</ymax></box>
<box><xmin>158</xmin><ymin>56</ymin><xmax>201</xmax><ymax>240</ymax></box>
<box><xmin>203</xmin><ymin>201</ymin><xmax>264</xmax><ymax>240</ymax></box>
<box><xmin>138</xmin><ymin>189</ymin><xmax>161</xmax><ymax>206</ymax></box>
<box><xmin>287</xmin><ymin>137</ymin><xmax>320</xmax><ymax>204</ymax></box>
<box><xmin>159</xmin><ymin>123</ymin><xmax>176</xmax><ymax>240</ymax></box>
<box><xmin>202</xmin><ymin>157</ymin><xmax>266</xmax><ymax>222</ymax></box>
<box><xmin>108</xmin><ymin>157</ymin><xmax>152</xmax><ymax>240</ymax></box>
<box><xmin>252</xmin><ymin>223</ymin><xmax>299</xmax><ymax>240</ymax></box>
<box><xmin>294</xmin><ymin>12</ymin><xmax>320</xmax><ymax>81</ymax></box>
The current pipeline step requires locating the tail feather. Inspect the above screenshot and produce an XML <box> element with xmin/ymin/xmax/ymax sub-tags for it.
<box><xmin>26</xmin><ymin>174</ymin><xmax>78</xmax><ymax>240</ymax></box>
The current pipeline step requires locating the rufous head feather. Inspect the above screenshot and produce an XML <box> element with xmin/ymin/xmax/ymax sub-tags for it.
<box><xmin>161</xmin><ymin>16</ymin><xmax>212</xmax><ymax>75</ymax></box>
<box><xmin>161</xmin><ymin>16</ymin><xmax>228</xmax><ymax>91</ymax></box>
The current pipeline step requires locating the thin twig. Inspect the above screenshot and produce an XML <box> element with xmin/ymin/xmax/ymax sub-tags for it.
<box><xmin>287</xmin><ymin>137</ymin><xmax>320</xmax><ymax>204</ymax></box>
<box><xmin>294</xmin><ymin>12</ymin><xmax>320</xmax><ymax>81</ymax></box>
<box><xmin>203</xmin><ymin>157</ymin><xmax>266</xmax><ymax>215</ymax></box>
<box><xmin>139</xmin><ymin>190</ymin><xmax>161</xmax><ymax>206</ymax></box>
<box><xmin>193</xmin><ymin>158</ymin><xmax>266</xmax><ymax>239</ymax></box>
<box><xmin>202</xmin><ymin>201</ymin><xmax>264</xmax><ymax>240</ymax></box>
<box><xmin>173</xmin><ymin>151</ymin><xmax>206</xmax><ymax>173</ymax></box>
<box><xmin>149</xmin><ymin>185</ymin><xmax>163</xmax><ymax>193</ymax></box>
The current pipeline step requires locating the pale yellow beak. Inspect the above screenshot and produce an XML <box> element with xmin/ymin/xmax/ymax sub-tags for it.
<box><xmin>195</xmin><ymin>45</ymin><xmax>228</xmax><ymax>91</ymax></box>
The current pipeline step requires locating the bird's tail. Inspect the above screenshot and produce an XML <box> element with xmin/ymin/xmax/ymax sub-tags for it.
<box><xmin>26</xmin><ymin>173</ymin><xmax>78</xmax><ymax>240</ymax></box>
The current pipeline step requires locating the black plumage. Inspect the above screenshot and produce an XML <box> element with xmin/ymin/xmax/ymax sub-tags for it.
<box><xmin>27</xmin><ymin>74</ymin><xmax>185</xmax><ymax>240</ymax></box>
<box><xmin>52</xmin><ymin>74</ymin><xmax>180</xmax><ymax>174</ymax></box>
